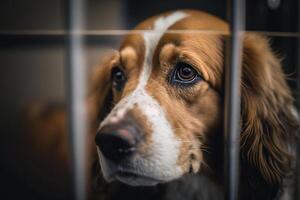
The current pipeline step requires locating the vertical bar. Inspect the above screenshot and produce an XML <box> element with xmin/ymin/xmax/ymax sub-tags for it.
<box><xmin>296</xmin><ymin>102</ymin><xmax>300</xmax><ymax>200</ymax></box>
<box><xmin>224</xmin><ymin>0</ymin><xmax>245</xmax><ymax>200</ymax></box>
<box><xmin>66</xmin><ymin>0</ymin><xmax>87</xmax><ymax>200</ymax></box>
<box><xmin>296</xmin><ymin>1</ymin><xmax>300</xmax><ymax>199</ymax></box>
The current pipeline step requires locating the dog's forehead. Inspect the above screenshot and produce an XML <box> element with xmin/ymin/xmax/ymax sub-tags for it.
<box><xmin>118</xmin><ymin>11</ymin><xmax>189</xmax><ymax>76</ymax></box>
<box><xmin>120</xmin><ymin>11</ymin><xmax>188</xmax><ymax>52</ymax></box>
<box><xmin>134</xmin><ymin>10</ymin><xmax>228</xmax><ymax>31</ymax></box>
<box><xmin>119</xmin><ymin>10</ymin><xmax>228</xmax><ymax>64</ymax></box>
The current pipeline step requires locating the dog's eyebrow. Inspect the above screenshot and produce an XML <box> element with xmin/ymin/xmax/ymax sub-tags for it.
<box><xmin>109</xmin><ymin>53</ymin><xmax>121</xmax><ymax>68</ymax></box>
<box><xmin>180</xmin><ymin>44</ymin><xmax>223</xmax><ymax>89</ymax></box>
<box><xmin>120</xmin><ymin>46</ymin><xmax>138</xmax><ymax>71</ymax></box>
<box><xmin>120</xmin><ymin>46</ymin><xmax>136</xmax><ymax>58</ymax></box>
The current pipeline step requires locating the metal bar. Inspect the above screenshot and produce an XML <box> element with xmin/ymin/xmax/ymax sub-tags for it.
<box><xmin>65</xmin><ymin>0</ymin><xmax>87</xmax><ymax>200</ymax></box>
<box><xmin>224</xmin><ymin>0</ymin><xmax>245</xmax><ymax>200</ymax></box>
<box><xmin>0</xmin><ymin>30</ymin><xmax>299</xmax><ymax>37</ymax></box>
<box><xmin>295</xmin><ymin>1</ymin><xmax>300</xmax><ymax>199</ymax></box>
<box><xmin>296</xmin><ymin>111</ymin><xmax>300</xmax><ymax>200</ymax></box>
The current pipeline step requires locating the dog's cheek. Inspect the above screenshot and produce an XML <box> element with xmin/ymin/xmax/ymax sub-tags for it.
<box><xmin>192</xmin><ymin>88</ymin><xmax>222</xmax><ymax>135</ymax></box>
<box><xmin>176</xmin><ymin>87</ymin><xmax>221</xmax><ymax>174</ymax></box>
<box><xmin>176</xmin><ymin>132</ymin><xmax>202</xmax><ymax>174</ymax></box>
<box><xmin>167</xmin><ymin>104</ymin><xmax>205</xmax><ymax>174</ymax></box>
<box><xmin>145</xmin><ymin>82</ymin><xmax>205</xmax><ymax>174</ymax></box>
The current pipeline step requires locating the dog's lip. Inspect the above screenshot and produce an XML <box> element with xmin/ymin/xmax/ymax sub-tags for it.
<box><xmin>115</xmin><ymin>169</ymin><xmax>164</xmax><ymax>182</ymax></box>
<box><xmin>98</xmin><ymin>153</ymin><xmax>165</xmax><ymax>185</ymax></box>
<box><xmin>114</xmin><ymin>169</ymin><xmax>165</xmax><ymax>186</ymax></box>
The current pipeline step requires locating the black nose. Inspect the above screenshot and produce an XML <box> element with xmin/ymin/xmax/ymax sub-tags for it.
<box><xmin>95</xmin><ymin>124</ymin><xmax>140</xmax><ymax>163</ymax></box>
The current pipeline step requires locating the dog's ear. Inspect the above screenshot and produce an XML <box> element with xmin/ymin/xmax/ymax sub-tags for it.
<box><xmin>87</xmin><ymin>53</ymin><xmax>116</xmax><ymax>130</ymax></box>
<box><xmin>240</xmin><ymin>33</ymin><xmax>299</xmax><ymax>184</ymax></box>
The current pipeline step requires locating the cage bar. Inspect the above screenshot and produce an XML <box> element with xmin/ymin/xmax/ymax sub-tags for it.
<box><xmin>65</xmin><ymin>0</ymin><xmax>87</xmax><ymax>200</ymax></box>
<box><xmin>296</xmin><ymin>3</ymin><xmax>300</xmax><ymax>199</ymax></box>
<box><xmin>224</xmin><ymin>0</ymin><xmax>245</xmax><ymax>200</ymax></box>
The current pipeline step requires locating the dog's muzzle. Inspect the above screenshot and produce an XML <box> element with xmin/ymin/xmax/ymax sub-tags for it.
<box><xmin>95</xmin><ymin>121</ymin><xmax>163</xmax><ymax>186</ymax></box>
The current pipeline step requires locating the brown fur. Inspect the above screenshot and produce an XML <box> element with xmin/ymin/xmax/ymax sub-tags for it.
<box><xmin>92</xmin><ymin>10</ymin><xmax>299</xmax><ymax>199</ymax></box>
<box><xmin>240</xmin><ymin>34</ymin><xmax>298</xmax><ymax>184</ymax></box>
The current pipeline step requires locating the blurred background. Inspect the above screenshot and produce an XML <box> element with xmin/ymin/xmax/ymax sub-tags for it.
<box><xmin>0</xmin><ymin>0</ymin><xmax>299</xmax><ymax>199</ymax></box>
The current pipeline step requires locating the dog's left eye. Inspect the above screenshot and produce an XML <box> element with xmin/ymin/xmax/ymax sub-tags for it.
<box><xmin>111</xmin><ymin>67</ymin><xmax>126</xmax><ymax>91</ymax></box>
<box><xmin>170</xmin><ymin>62</ymin><xmax>201</xmax><ymax>86</ymax></box>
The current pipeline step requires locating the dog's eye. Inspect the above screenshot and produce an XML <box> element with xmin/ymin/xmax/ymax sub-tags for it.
<box><xmin>111</xmin><ymin>67</ymin><xmax>126</xmax><ymax>91</ymax></box>
<box><xmin>171</xmin><ymin>62</ymin><xmax>201</xmax><ymax>86</ymax></box>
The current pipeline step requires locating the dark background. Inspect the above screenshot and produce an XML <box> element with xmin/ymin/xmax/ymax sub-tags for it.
<box><xmin>0</xmin><ymin>0</ymin><xmax>299</xmax><ymax>199</ymax></box>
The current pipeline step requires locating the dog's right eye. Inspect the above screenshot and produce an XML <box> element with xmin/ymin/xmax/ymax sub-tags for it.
<box><xmin>111</xmin><ymin>67</ymin><xmax>126</xmax><ymax>91</ymax></box>
<box><xmin>169</xmin><ymin>62</ymin><xmax>202</xmax><ymax>87</ymax></box>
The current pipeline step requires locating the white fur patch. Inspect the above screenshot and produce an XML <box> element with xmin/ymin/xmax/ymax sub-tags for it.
<box><xmin>98</xmin><ymin>11</ymin><xmax>188</xmax><ymax>185</ymax></box>
<box><xmin>138</xmin><ymin>11</ymin><xmax>188</xmax><ymax>89</ymax></box>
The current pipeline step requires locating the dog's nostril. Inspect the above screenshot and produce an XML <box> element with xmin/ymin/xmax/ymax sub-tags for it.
<box><xmin>95</xmin><ymin>127</ymin><xmax>138</xmax><ymax>163</ymax></box>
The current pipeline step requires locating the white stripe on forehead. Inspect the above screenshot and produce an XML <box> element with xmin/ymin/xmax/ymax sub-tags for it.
<box><xmin>100</xmin><ymin>11</ymin><xmax>188</xmax><ymax>126</ymax></box>
<box><xmin>98</xmin><ymin>11</ymin><xmax>188</xmax><ymax>184</ymax></box>
<box><xmin>137</xmin><ymin>11</ymin><xmax>188</xmax><ymax>89</ymax></box>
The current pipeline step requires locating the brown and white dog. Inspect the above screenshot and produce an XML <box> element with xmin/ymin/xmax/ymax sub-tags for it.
<box><xmin>90</xmin><ymin>10</ymin><xmax>299</xmax><ymax>200</ymax></box>
<box><xmin>16</xmin><ymin>9</ymin><xmax>299</xmax><ymax>200</ymax></box>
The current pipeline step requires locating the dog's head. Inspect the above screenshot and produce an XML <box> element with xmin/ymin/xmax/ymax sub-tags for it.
<box><xmin>92</xmin><ymin>10</ymin><xmax>298</xmax><ymax>187</ymax></box>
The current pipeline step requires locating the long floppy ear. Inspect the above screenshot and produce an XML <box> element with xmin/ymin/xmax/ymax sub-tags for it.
<box><xmin>86</xmin><ymin>52</ymin><xmax>119</xmax><ymax>197</ymax></box>
<box><xmin>240</xmin><ymin>33</ymin><xmax>299</xmax><ymax>185</ymax></box>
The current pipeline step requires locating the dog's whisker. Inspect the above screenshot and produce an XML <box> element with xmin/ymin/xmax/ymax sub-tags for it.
<box><xmin>201</xmin><ymin>160</ymin><xmax>213</xmax><ymax>172</ymax></box>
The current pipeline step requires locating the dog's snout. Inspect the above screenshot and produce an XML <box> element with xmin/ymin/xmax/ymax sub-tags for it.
<box><xmin>95</xmin><ymin>124</ymin><xmax>140</xmax><ymax>163</ymax></box>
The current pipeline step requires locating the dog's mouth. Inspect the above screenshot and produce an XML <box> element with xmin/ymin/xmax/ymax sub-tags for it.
<box><xmin>104</xmin><ymin>166</ymin><xmax>165</xmax><ymax>186</ymax></box>
<box><xmin>98</xmin><ymin>149</ymin><xmax>164</xmax><ymax>186</ymax></box>
<box><xmin>115</xmin><ymin>170</ymin><xmax>164</xmax><ymax>186</ymax></box>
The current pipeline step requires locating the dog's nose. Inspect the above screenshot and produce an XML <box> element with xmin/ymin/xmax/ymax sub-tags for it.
<box><xmin>95</xmin><ymin>124</ymin><xmax>140</xmax><ymax>163</ymax></box>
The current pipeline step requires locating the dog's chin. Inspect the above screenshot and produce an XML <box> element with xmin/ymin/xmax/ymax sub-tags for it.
<box><xmin>98</xmin><ymin>154</ymin><xmax>162</xmax><ymax>186</ymax></box>
<box><xmin>101</xmin><ymin>166</ymin><xmax>165</xmax><ymax>186</ymax></box>
<box><xmin>98</xmin><ymin>149</ymin><xmax>182</xmax><ymax>187</ymax></box>
<box><xmin>115</xmin><ymin>171</ymin><xmax>163</xmax><ymax>186</ymax></box>
<box><xmin>100</xmin><ymin>159</ymin><xmax>165</xmax><ymax>186</ymax></box>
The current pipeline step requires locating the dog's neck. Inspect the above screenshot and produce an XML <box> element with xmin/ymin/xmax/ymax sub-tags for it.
<box><xmin>94</xmin><ymin>173</ymin><xmax>223</xmax><ymax>200</ymax></box>
<box><xmin>93</xmin><ymin>157</ymin><xmax>284</xmax><ymax>200</ymax></box>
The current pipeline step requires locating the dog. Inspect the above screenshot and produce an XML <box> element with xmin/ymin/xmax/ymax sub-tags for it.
<box><xmin>91</xmin><ymin>10</ymin><xmax>299</xmax><ymax>200</ymax></box>
<box><xmin>13</xmin><ymin>9</ymin><xmax>299</xmax><ymax>200</ymax></box>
